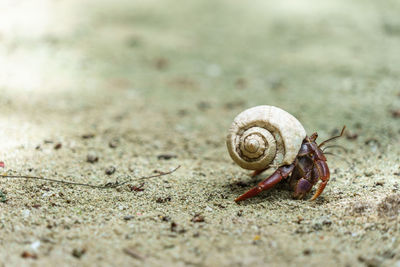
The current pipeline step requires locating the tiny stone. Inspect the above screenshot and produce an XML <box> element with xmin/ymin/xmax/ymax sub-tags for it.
<box><xmin>345</xmin><ymin>131</ymin><xmax>358</xmax><ymax>140</ymax></box>
<box><xmin>322</xmin><ymin>219</ymin><xmax>332</xmax><ymax>226</ymax></box>
<box><xmin>54</xmin><ymin>143</ymin><xmax>62</xmax><ymax>150</ymax></box>
<box><xmin>105</xmin><ymin>166</ymin><xmax>116</xmax><ymax>175</ymax></box>
<box><xmin>191</xmin><ymin>214</ymin><xmax>205</xmax><ymax>223</ymax></box>
<box><xmin>72</xmin><ymin>248</ymin><xmax>86</xmax><ymax>259</ymax></box>
<box><xmin>364</xmin><ymin>172</ymin><xmax>374</xmax><ymax>177</ymax></box>
<box><xmin>21</xmin><ymin>251</ymin><xmax>37</xmax><ymax>259</ymax></box>
<box><xmin>156</xmin><ymin>197</ymin><xmax>171</xmax><ymax>203</ymax></box>
<box><xmin>391</xmin><ymin>109</ymin><xmax>400</xmax><ymax>118</ymax></box>
<box><xmin>86</xmin><ymin>151</ymin><xmax>98</xmax><ymax>163</ymax></box>
<box><xmin>82</xmin><ymin>133</ymin><xmax>95</xmax><ymax>139</ymax></box>
<box><xmin>205</xmin><ymin>206</ymin><xmax>213</xmax><ymax>212</ymax></box>
<box><xmin>123</xmin><ymin>215</ymin><xmax>134</xmax><ymax>221</ymax></box>
<box><xmin>155</xmin><ymin>57</ymin><xmax>168</xmax><ymax>70</ymax></box>
<box><xmin>161</xmin><ymin>216</ymin><xmax>170</xmax><ymax>222</ymax></box>
<box><xmin>109</xmin><ymin>138</ymin><xmax>119</xmax><ymax>148</ymax></box>
<box><xmin>157</xmin><ymin>154</ymin><xmax>177</xmax><ymax>160</ymax></box>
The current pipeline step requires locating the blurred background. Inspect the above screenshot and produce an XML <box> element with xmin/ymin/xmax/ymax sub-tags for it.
<box><xmin>1</xmin><ymin>0</ymin><xmax>399</xmax><ymax>145</ymax></box>
<box><xmin>0</xmin><ymin>0</ymin><xmax>399</xmax><ymax>266</ymax></box>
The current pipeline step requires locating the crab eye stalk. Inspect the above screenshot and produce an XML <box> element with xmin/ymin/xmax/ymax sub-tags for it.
<box><xmin>309</xmin><ymin>133</ymin><xmax>318</xmax><ymax>142</ymax></box>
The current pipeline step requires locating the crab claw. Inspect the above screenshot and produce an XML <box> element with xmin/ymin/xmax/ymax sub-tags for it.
<box><xmin>310</xmin><ymin>160</ymin><xmax>330</xmax><ymax>200</ymax></box>
<box><xmin>310</xmin><ymin>180</ymin><xmax>328</xmax><ymax>201</ymax></box>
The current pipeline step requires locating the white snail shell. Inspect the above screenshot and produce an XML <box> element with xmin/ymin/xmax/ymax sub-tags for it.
<box><xmin>227</xmin><ymin>105</ymin><xmax>307</xmax><ymax>170</ymax></box>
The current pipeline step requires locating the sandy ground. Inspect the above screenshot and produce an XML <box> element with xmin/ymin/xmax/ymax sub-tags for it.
<box><xmin>0</xmin><ymin>0</ymin><xmax>400</xmax><ymax>266</ymax></box>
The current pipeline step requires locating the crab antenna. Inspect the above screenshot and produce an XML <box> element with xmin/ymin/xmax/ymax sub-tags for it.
<box><xmin>322</xmin><ymin>144</ymin><xmax>348</xmax><ymax>153</ymax></box>
<box><xmin>323</xmin><ymin>152</ymin><xmax>351</xmax><ymax>165</ymax></box>
<box><xmin>318</xmin><ymin>126</ymin><xmax>346</xmax><ymax>148</ymax></box>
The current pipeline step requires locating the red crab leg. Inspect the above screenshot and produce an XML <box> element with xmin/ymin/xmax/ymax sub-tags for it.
<box><xmin>310</xmin><ymin>160</ymin><xmax>330</xmax><ymax>201</ymax></box>
<box><xmin>235</xmin><ymin>164</ymin><xmax>295</xmax><ymax>202</ymax></box>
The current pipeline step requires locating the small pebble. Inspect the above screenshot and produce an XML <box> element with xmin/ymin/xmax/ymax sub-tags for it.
<box><xmin>154</xmin><ymin>57</ymin><xmax>168</xmax><ymax>70</ymax></box>
<box><xmin>345</xmin><ymin>131</ymin><xmax>358</xmax><ymax>140</ymax></box>
<box><xmin>205</xmin><ymin>206</ymin><xmax>213</xmax><ymax>212</ymax></box>
<box><xmin>72</xmin><ymin>248</ymin><xmax>86</xmax><ymax>259</ymax></box>
<box><xmin>161</xmin><ymin>216</ymin><xmax>170</xmax><ymax>222</ymax></box>
<box><xmin>87</xmin><ymin>151</ymin><xmax>98</xmax><ymax>163</ymax></box>
<box><xmin>54</xmin><ymin>143</ymin><xmax>62</xmax><ymax>150</ymax></box>
<box><xmin>109</xmin><ymin>138</ymin><xmax>119</xmax><ymax>148</ymax></box>
<box><xmin>21</xmin><ymin>251</ymin><xmax>37</xmax><ymax>259</ymax></box>
<box><xmin>30</xmin><ymin>241</ymin><xmax>41</xmax><ymax>251</ymax></box>
<box><xmin>156</xmin><ymin>197</ymin><xmax>171</xmax><ymax>203</ymax></box>
<box><xmin>82</xmin><ymin>133</ymin><xmax>95</xmax><ymax>139</ymax></box>
<box><xmin>123</xmin><ymin>215</ymin><xmax>134</xmax><ymax>221</ymax></box>
<box><xmin>105</xmin><ymin>166</ymin><xmax>116</xmax><ymax>175</ymax></box>
<box><xmin>391</xmin><ymin>109</ymin><xmax>400</xmax><ymax>118</ymax></box>
<box><xmin>157</xmin><ymin>154</ymin><xmax>177</xmax><ymax>160</ymax></box>
<box><xmin>191</xmin><ymin>214</ymin><xmax>205</xmax><ymax>223</ymax></box>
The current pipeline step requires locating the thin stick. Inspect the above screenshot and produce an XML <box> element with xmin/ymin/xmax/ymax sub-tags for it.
<box><xmin>0</xmin><ymin>165</ymin><xmax>180</xmax><ymax>189</ymax></box>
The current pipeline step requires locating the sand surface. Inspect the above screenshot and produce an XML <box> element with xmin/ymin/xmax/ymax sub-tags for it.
<box><xmin>0</xmin><ymin>0</ymin><xmax>400</xmax><ymax>266</ymax></box>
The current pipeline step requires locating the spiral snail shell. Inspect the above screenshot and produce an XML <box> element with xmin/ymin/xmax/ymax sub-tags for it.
<box><xmin>226</xmin><ymin>105</ymin><xmax>306</xmax><ymax>170</ymax></box>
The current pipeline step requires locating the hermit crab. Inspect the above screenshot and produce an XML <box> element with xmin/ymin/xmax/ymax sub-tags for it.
<box><xmin>226</xmin><ymin>105</ymin><xmax>345</xmax><ymax>202</ymax></box>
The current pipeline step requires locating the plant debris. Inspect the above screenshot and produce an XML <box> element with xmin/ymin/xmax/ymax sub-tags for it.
<box><xmin>123</xmin><ymin>247</ymin><xmax>144</xmax><ymax>261</ymax></box>
<box><xmin>81</xmin><ymin>133</ymin><xmax>95</xmax><ymax>139</ymax></box>
<box><xmin>21</xmin><ymin>251</ymin><xmax>37</xmax><ymax>259</ymax></box>
<box><xmin>0</xmin><ymin>166</ymin><xmax>180</xmax><ymax>189</ymax></box>
<box><xmin>129</xmin><ymin>183</ymin><xmax>145</xmax><ymax>192</ymax></box>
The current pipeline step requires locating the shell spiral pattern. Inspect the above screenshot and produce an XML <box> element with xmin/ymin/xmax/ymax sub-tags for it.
<box><xmin>227</xmin><ymin>105</ymin><xmax>307</xmax><ymax>170</ymax></box>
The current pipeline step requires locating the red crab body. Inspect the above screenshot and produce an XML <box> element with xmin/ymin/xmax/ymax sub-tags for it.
<box><xmin>235</xmin><ymin>127</ymin><xmax>345</xmax><ymax>202</ymax></box>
